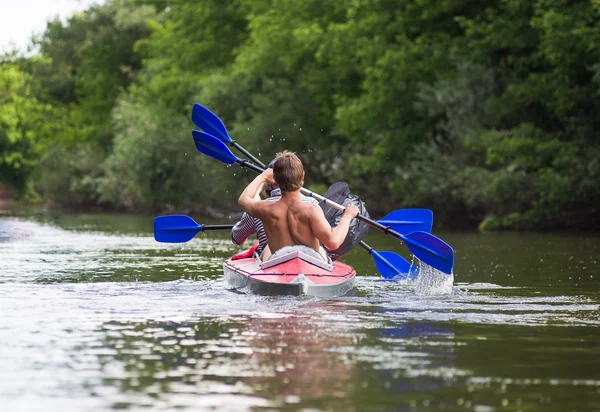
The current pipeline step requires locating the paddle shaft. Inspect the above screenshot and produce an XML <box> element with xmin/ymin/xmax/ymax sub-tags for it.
<box><xmin>359</xmin><ymin>240</ymin><xmax>373</xmax><ymax>253</ymax></box>
<box><xmin>235</xmin><ymin>158</ymin><xmax>408</xmax><ymax>245</ymax></box>
<box><xmin>202</xmin><ymin>224</ymin><xmax>235</xmax><ymax>231</ymax></box>
<box><xmin>300</xmin><ymin>188</ymin><xmax>409</xmax><ymax>241</ymax></box>
<box><xmin>232</xmin><ymin>142</ymin><xmax>266</xmax><ymax>169</ymax></box>
<box><xmin>236</xmin><ymin>159</ymin><xmax>264</xmax><ymax>174</ymax></box>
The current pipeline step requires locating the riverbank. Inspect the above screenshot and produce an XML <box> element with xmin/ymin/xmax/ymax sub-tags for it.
<box><xmin>0</xmin><ymin>185</ymin><xmax>14</xmax><ymax>214</ymax></box>
<box><xmin>0</xmin><ymin>190</ymin><xmax>242</xmax><ymax>221</ymax></box>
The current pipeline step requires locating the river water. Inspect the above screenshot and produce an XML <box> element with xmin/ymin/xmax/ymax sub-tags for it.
<box><xmin>0</xmin><ymin>211</ymin><xmax>598</xmax><ymax>411</ymax></box>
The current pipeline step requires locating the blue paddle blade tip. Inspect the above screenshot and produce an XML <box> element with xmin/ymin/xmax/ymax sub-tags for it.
<box><xmin>372</xmin><ymin>250</ymin><xmax>414</xmax><ymax>280</ymax></box>
<box><xmin>154</xmin><ymin>215</ymin><xmax>201</xmax><ymax>243</ymax></box>
<box><xmin>191</xmin><ymin>103</ymin><xmax>232</xmax><ymax>143</ymax></box>
<box><xmin>378</xmin><ymin>208</ymin><xmax>434</xmax><ymax>234</ymax></box>
<box><xmin>192</xmin><ymin>130</ymin><xmax>238</xmax><ymax>165</ymax></box>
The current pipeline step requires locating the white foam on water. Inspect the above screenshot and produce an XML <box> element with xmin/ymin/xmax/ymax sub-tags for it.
<box><xmin>414</xmin><ymin>263</ymin><xmax>454</xmax><ymax>296</ymax></box>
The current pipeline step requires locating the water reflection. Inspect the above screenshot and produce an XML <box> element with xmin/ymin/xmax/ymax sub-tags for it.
<box><xmin>82</xmin><ymin>299</ymin><xmax>472</xmax><ymax>410</ymax></box>
<box><xmin>240</xmin><ymin>304</ymin><xmax>357</xmax><ymax>403</ymax></box>
<box><xmin>91</xmin><ymin>306</ymin><xmax>358</xmax><ymax>408</ymax></box>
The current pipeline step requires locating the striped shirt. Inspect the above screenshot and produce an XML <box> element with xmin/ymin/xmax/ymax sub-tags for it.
<box><xmin>231</xmin><ymin>194</ymin><xmax>319</xmax><ymax>253</ymax></box>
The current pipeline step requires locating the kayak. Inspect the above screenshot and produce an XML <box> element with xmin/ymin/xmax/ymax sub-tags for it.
<box><xmin>223</xmin><ymin>249</ymin><xmax>356</xmax><ymax>297</ymax></box>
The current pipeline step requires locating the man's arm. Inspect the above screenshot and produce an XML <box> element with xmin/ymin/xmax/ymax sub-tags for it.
<box><xmin>238</xmin><ymin>168</ymin><xmax>275</xmax><ymax>218</ymax></box>
<box><xmin>310</xmin><ymin>204</ymin><xmax>360</xmax><ymax>250</ymax></box>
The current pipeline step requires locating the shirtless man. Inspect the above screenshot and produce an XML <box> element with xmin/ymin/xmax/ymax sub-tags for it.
<box><xmin>238</xmin><ymin>151</ymin><xmax>359</xmax><ymax>261</ymax></box>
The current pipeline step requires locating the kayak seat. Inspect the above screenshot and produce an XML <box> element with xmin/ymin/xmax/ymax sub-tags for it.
<box><xmin>231</xmin><ymin>243</ymin><xmax>260</xmax><ymax>260</ymax></box>
<box><xmin>260</xmin><ymin>250</ymin><xmax>334</xmax><ymax>272</ymax></box>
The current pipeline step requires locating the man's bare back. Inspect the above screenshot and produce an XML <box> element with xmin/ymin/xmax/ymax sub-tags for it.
<box><xmin>238</xmin><ymin>157</ymin><xmax>359</xmax><ymax>260</ymax></box>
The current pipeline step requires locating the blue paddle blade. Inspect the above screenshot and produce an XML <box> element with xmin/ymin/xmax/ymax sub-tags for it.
<box><xmin>192</xmin><ymin>130</ymin><xmax>238</xmax><ymax>165</ymax></box>
<box><xmin>154</xmin><ymin>215</ymin><xmax>202</xmax><ymax>243</ymax></box>
<box><xmin>191</xmin><ymin>103</ymin><xmax>232</xmax><ymax>143</ymax></box>
<box><xmin>377</xmin><ymin>209</ymin><xmax>433</xmax><ymax>234</ymax></box>
<box><xmin>402</xmin><ymin>231</ymin><xmax>454</xmax><ymax>274</ymax></box>
<box><xmin>372</xmin><ymin>250</ymin><xmax>413</xmax><ymax>279</ymax></box>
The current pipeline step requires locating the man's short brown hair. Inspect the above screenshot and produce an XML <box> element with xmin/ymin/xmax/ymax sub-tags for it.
<box><xmin>273</xmin><ymin>150</ymin><xmax>304</xmax><ymax>193</ymax></box>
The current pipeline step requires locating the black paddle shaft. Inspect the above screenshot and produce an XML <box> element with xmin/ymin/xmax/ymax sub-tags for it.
<box><xmin>235</xmin><ymin>158</ymin><xmax>404</xmax><ymax>241</ymax></box>
<box><xmin>202</xmin><ymin>224</ymin><xmax>235</xmax><ymax>231</ymax></box>
<box><xmin>359</xmin><ymin>240</ymin><xmax>374</xmax><ymax>254</ymax></box>
<box><xmin>231</xmin><ymin>141</ymin><xmax>266</xmax><ymax>169</ymax></box>
<box><xmin>236</xmin><ymin>159</ymin><xmax>265</xmax><ymax>174</ymax></box>
<box><xmin>356</xmin><ymin>215</ymin><xmax>405</xmax><ymax>243</ymax></box>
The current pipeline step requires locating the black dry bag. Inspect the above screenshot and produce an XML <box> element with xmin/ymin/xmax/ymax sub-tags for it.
<box><xmin>319</xmin><ymin>182</ymin><xmax>370</xmax><ymax>261</ymax></box>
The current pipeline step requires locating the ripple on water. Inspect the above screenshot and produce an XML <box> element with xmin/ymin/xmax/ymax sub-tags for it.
<box><xmin>1</xmin><ymin>216</ymin><xmax>600</xmax><ymax>411</ymax></box>
<box><xmin>0</xmin><ymin>218</ymin><xmax>231</xmax><ymax>283</ymax></box>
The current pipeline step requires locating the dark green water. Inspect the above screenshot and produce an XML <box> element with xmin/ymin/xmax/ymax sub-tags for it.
<box><xmin>1</xmin><ymin>212</ymin><xmax>599</xmax><ymax>411</ymax></box>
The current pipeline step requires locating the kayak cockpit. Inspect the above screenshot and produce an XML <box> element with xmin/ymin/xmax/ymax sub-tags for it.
<box><xmin>223</xmin><ymin>249</ymin><xmax>355</xmax><ymax>297</ymax></box>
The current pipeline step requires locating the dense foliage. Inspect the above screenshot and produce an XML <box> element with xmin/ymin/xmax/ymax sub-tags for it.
<box><xmin>1</xmin><ymin>0</ymin><xmax>599</xmax><ymax>230</ymax></box>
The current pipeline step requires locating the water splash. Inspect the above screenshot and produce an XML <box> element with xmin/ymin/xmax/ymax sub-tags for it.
<box><xmin>382</xmin><ymin>259</ymin><xmax>454</xmax><ymax>296</ymax></box>
<box><xmin>414</xmin><ymin>263</ymin><xmax>454</xmax><ymax>296</ymax></box>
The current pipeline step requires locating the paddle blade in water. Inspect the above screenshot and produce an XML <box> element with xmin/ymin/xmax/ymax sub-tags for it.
<box><xmin>402</xmin><ymin>231</ymin><xmax>454</xmax><ymax>274</ymax></box>
<box><xmin>192</xmin><ymin>130</ymin><xmax>238</xmax><ymax>165</ymax></box>
<box><xmin>372</xmin><ymin>250</ymin><xmax>412</xmax><ymax>279</ymax></box>
<box><xmin>191</xmin><ymin>103</ymin><xmax>232</xmax><ymax>143</ymax></box>
<box><xmin>377</xmin><ymin>209</ymin><xmax>433</xmax><ymax>234</ymax></box>
<box><xmin>154</xmin><ymin>215</ymin><xmax>202</xmax><ymax>243</ymax></box>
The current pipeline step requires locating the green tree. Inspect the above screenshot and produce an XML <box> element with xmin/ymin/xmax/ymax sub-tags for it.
<box><xmin>0</xmin><ymin>63</ymin><xmax>47</xmax><ymax>190</ymax></box>
<box><xmin>34</xmin><ymin>0</ymin><xmax>154</xmax><ymax>149</ymax></box>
